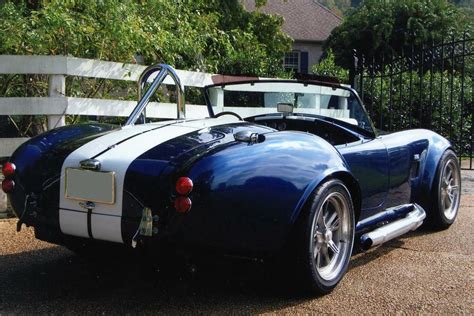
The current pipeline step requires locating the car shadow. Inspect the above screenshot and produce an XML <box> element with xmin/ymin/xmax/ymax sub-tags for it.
<box><xmin>0</xmin><ymin>246</ymin><xmax>304</xmax><ymax>313</ymax></box>
<box><xmin>0</xmin><ymin>238</ymin><xmax>410</xmax><ymax>314</ymax></box>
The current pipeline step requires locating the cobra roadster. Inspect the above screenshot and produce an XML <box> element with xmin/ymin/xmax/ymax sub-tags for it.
<box><xmin>3</xmin><ymin>64</ymin><xmax>461</xmax><ymax>294</ymax></box>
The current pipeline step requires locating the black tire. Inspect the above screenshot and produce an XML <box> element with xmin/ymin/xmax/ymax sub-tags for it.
<box><xmin>428</xmin><ymin>149</ymin><xmax>461</xmax><ymax>230</ymax></box>
<box><xmin>293</xmin><ymin>179</ymin><xmax>355</xmax><ymax>295</ymax></box>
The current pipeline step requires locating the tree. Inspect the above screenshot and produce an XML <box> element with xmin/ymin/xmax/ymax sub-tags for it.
<box><xmin>324</xmin><ymin>0</ymin><xmax>472</xmax><ymax>68</ymax></box>
<box><xmin>0</xmin><ymin>0</ymin><xmax>291</xmax><ymax>76</ymax></box>
<box><xmin>0</xmin><ymin>0</ymin><xmax>292</xmax><ymax>137</ymax></box>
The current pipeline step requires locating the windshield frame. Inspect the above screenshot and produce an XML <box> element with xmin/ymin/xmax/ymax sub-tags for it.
<box><xmin>204</xmin><ymin>79</ymin><xmax>377</xmax><ymax>138</ymax></box>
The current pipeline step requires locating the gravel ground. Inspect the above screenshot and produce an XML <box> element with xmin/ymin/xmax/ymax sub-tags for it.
<box><xmin>0</xmin><ymin>171</ymin><xmax>473</xmax><ymax>314</ymax></box>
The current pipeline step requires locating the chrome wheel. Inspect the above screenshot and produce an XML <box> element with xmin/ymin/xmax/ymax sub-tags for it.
<box><xmin>439</xmin><ymin>158</ymin><xmax>460</xmax><ymax>221</ymax></box>
<box><xmin>310</xmin><ymin>191</ymin><xmax>352</xmax><ymax>282</ymax></box>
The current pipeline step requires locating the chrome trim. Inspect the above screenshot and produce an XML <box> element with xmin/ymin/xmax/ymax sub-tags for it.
<box><xmin>125</xmin><ymin>64</ymin><xmax>185</xmax><ymax>126</ymax></box>
<box><xmin>79</xmin><ymin>158</ymin><xmax>101</xmax><ymax>170</ymax></box>
<box><xmin>360</xmin><ymin>203</ymin><xmax>426</xmax><ymax>251</ymax></box>
<box><xmin>234</xmin><ymin>130</ymin><xmax>265</xmax><ymax>144</ymax></box>
<box><xmin>234</xmin><ymin>130</ymin><xmax>259</xmax><ymax>143</ymax></box>
<box><xmin>131</xmin><ymin>207</ymin><xmax>153</xmax><ymax>248</ymax></box>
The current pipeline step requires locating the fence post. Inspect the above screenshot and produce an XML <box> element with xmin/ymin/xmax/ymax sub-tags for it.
<box><xmin>208</xmin><ymin>87</ymin><xmax>224</xmax><ymax>113</ymax></box>
<box><xmin>47</xmin><ymin>74</ymin><xmax>66</xmax><ymax>130</ymax></box>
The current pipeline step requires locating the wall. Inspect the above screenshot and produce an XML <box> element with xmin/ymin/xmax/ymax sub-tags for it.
<box><xmin>292</xmin><ymin>41</ymin><xmax>324</xmax><ymax>72</ymax></box>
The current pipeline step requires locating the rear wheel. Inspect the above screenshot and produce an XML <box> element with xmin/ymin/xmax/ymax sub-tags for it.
<box><xmin>294</xmin><ymin>179</ymin><xmax>355</xmax><ymax>294</ymax></box>
<box><xmin>429</xmin><ymin>149</ymin><xmax>461</xmax><ymax>229</ymax></box>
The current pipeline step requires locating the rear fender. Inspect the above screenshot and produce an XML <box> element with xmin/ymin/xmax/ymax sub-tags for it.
<box><xmin>171</xmin><ymin>131</ymin><xmax>357</xmax><ymax>254</ymax></box>
<box><xmin>8</xmin><ymin>123</ymin><xmax>117</xmax><ymax>224</ymax></box>
<box><xmin>289</xmin><ymin>169</ymin><xmax>361</xmax><ymax>225</ymax></box>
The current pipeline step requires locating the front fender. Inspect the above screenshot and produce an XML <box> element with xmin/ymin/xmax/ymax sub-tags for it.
<box><xmin>414</xmin><ymin>130</ymin><xmax>452</xmax><ymax>208</ymax></box>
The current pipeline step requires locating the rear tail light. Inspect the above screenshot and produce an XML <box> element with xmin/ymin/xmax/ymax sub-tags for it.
<box><xmin>174</xmin><ymin>196</ymin><xmax>192</xmax><ymax>213</ymax></box>
<box><xmin>176</xmin><ymin>177</ymin><xmax>193</xmax><ymax>195</ymax></box>
<box><xmin>1</xmin><ymin>179</ymin><xmax>15</xmax><ymax>193</ymax></box>
<box><xmin>2</xmin><ymin>162</ymin><xmax>16</xmax><ymax>178</ymax></box>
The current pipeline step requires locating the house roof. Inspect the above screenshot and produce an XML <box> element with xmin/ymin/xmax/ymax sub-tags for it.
<box><xmin>242</xmin><ymin>0</ymin><xmax>342</xmax><ymax>42</ymax></box>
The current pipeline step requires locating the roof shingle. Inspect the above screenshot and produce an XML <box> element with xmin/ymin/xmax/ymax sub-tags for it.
<box><xmin>242</xmin><ymin>0</ymin><xmax>342</xmax><ymax>42</ymax></box>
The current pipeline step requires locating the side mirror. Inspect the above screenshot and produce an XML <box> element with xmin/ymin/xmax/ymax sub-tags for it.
<box><xmin>277</xmin><ymin>103</ymin><xmax>293</xmax><ymax>114</ymax></box>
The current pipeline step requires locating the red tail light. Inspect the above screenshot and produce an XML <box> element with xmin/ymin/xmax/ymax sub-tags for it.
<box><xmin>174</xmin><ymin>196</ymin><xmax>192</xmax><ymax>213</ymax></box>
<box><xmin>2</xmin><ymin>162</ymin><xmax>16</xmax><ymax>178</ymax></box>
<box><xmin>176</xmin><ymin>177</ymin><xmax>193</xmax><ymax>195</ymax></box>
<box><xmin>1</xmin><ymin>179</ymin><xmax>15</xmax><ymax>193</ymax></box>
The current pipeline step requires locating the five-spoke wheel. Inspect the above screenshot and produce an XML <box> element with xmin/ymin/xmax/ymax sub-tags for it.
<box><xmin>430</xmin><ymin>149</ymin><xmax>461</xmax><ymax>229</ymax></box>
<box><xmin>311</xmin><ymin>191</ymin><xmax>352</xmax><ymax>282</ymax></box>
<box><xmin>439</xmin><ymin>158</ymin><xmax>460</xmax><ymax>221</ymax></box>
<box><xmin>294</xmin><ymin>179</ymin><xmax>355</xmax><ymax>294</ymax></box>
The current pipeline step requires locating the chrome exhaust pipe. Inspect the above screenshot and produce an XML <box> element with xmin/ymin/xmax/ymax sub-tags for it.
<box><xmin>360</xmin><ymin>204</ymin><xmax>426</xmax><ymax>251</ymax></box>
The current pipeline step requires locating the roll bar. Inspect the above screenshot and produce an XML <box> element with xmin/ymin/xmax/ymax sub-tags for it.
<box><xmin>125</xmin><ymin>64</ymin><xmax>185</xmax><ymax>126</ymax></box>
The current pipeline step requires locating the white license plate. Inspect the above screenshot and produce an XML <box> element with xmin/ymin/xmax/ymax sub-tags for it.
<box><xmin>65</xmin><ymin>168</ymin><xmax>115</xmax><ymax>204</ymax></box>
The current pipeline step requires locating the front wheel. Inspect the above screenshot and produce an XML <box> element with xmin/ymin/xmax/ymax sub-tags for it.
<box><xmin>294</xmin><ymin>179</ymin><xmax>355</xmax><ymax>294</ymax></box>
<box><xmin>429</xmin><ymin>149</ymin><xmax>461</xmax><ymax>230</ymax></box>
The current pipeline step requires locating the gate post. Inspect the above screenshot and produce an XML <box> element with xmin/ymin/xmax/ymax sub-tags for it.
<box><xmin>349</xmin><ymin>49</ymin><xmax>358</xmax><ymax>89</ymax></box>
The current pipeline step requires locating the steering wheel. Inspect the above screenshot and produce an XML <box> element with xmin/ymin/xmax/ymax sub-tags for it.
<box><xmin>213</xmin><ymin>111</ymin><xmax>243</xmax><ymax>121</ymax></box>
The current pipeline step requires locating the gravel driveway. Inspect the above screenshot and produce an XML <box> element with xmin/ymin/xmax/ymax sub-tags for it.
<box><xmin>0</xmin><ymin>171</ymin><xmax>473</xmax><ymax>314</ymax></box>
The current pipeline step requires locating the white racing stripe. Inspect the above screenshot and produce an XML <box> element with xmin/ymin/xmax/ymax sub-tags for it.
<box><xmin>59</xmin><ymin>116</ymin><xmax>241</xmax><ymax>243</ymax></box>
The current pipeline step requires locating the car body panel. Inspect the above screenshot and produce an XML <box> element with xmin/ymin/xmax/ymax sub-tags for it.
<box><xmin>337</xmin><ymin>138</ymin><xmax>389</xmax><ymax>217</ymax></box>
<box><xmin>59</xmin><ymin>117</ymin><xmax>244</xmax><ymax>243</ymax></box>
<box><xmin>172</xmin><ymin>130</ymin><xmax>350</xmax><ymax>253</ymax></box>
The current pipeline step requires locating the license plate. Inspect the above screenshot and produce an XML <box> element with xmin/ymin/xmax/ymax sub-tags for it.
<box><xmin>65</xmin><ymin>168</ymin><xmax>115</xmax><ymax>204</ymax></box>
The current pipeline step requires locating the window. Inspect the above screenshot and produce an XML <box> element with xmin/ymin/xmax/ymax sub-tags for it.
<box><xmin>284</xmin><ymin>51</ymin><xmax>300</xmax><ymax>72</ymax></box>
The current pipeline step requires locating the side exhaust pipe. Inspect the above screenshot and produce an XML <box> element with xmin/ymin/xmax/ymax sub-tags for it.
<box><xmin>360</xmin><ymin>204</ymin><xmax>426</xmax><ymax>251</ymax></box>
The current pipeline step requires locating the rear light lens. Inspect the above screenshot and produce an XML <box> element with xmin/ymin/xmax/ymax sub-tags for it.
<box><xmin>1</xmin><ymin>179</ymin><xmax>15</xmax><ymax>193</ymax></box>
<box><xmin>176</xmin><ymin>177</ymin><xmax>193</xmax><ymax>195</ymax></box>
<box><xmin>174</xmin><ymin>196</ymin><xmax>192</xmax><ymax>213</ymax></box>
<box><xmin>2</xmin><ymin>162</ymin><xmax>16</xmax><ymax>178</ymax></box>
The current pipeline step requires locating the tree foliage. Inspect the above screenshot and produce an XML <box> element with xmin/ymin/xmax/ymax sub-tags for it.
<box><xmin>0</xmin><ymin>0</ymin><xmax>291</xmax><ymax>76</ymax></box>
<box><xmin>324</xmin><ymin>0</ymin><xmax>472</xmax><ymax>68</ymax></box>
<box><xmin>363</xmin><ymin>70</ymin><xmax>472</xmax><ymax>156</ymax></box>
<box><xmin>0</xmin><ymin>0</ymin><xmax>292</xmax><ymax>137</ymax></box>
<box><xmin>311</xmin><ymin>49</ymin><xmax>349</xmax><ymax>81</ymax></box>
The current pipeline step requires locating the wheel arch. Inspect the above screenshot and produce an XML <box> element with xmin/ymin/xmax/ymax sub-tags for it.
<box><xmin>290</xmin><ymin>170</ymin><xmax>362</xmax><ymax>227</ymax></box>
<box><xmin>415</xmin><ymin>133</ymin><xmax>454</xmax><ymax>209</ymax></box>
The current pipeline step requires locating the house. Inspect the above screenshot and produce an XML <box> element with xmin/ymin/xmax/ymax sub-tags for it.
<box><xmin>242</xmin><ymin>0</ymin><xmax>342</xmax><ymax>74</ymax></box>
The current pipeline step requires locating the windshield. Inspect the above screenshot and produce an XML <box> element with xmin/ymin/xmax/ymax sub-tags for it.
<box><xmin>206</xmin><ymin>81</ymin><xmax>374</xmax><ymax>134</ymax></box>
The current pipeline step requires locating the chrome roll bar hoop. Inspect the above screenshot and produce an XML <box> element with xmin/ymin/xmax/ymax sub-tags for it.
<box><xmin>125</xmin><ymin>64</ymin><xmax>185</xmax><ymax>126</ymax></box>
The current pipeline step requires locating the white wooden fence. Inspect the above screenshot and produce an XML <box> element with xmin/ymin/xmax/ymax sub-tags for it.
<box><xmin>0</xmin><ymin>55</ymin><xmax>352</xmax><ymax>158</ymax></box>
<box><xmin>0</xmin><ymin>55</ymin><xmax>219</xmax><ymax>157</ymax></box>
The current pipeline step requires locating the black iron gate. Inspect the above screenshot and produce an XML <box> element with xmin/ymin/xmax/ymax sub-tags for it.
<box><xmin>353</xmin><ymin>34</ymin><xmax>474</xmax><ymax>170</ymax></box>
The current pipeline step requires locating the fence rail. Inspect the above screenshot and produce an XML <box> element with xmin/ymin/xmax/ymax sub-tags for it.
<box><xmin>353</xmin><ymin>34</ymin><xmax>474</xmax><ymax>170</ymax></box>
<box><xmin>0</xmin><ymin>55</ymin><xmax>219</xmax><ymax>157</ymax></box>
<box><xmin>3</xmin><ymin>51</ymin><xmax>473</xmax><ymax>169</ymax></box>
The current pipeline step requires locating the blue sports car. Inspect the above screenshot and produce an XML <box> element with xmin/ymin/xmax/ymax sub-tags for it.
<box><xmin>2</xmin><ymin>64</ymin><xmax>461</xmax><ymax>294</ymax></box>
